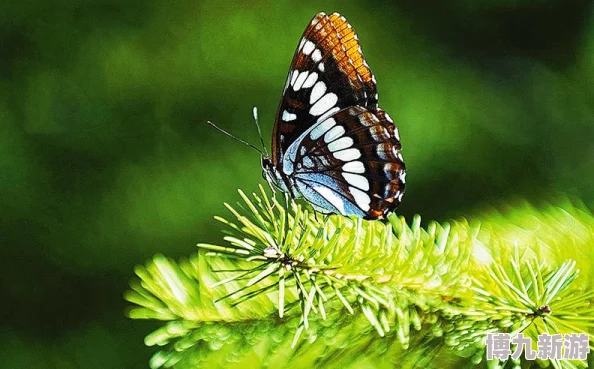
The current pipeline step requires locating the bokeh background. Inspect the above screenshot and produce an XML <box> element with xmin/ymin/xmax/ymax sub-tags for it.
<box><xmin>2</xmin><ymin>0</ymin><xmax>593</xmax><ymax>368</ymax></box>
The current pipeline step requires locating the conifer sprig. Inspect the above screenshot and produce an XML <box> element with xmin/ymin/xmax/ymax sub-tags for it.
<box><xmin>125</xmin><ymin>188</ymin><xmax>594</xmax><ymax>369</ymax></box>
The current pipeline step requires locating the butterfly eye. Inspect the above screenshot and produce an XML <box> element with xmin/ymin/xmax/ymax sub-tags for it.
<box><xmin>260</xmin><ymin>156</ymin><xmax>272</xmax><ymax>179</ymax></box>
<box><xmin>261</xmin><ymin>156</ymin><xmax>272</xmax><ymax>169</ymax></box>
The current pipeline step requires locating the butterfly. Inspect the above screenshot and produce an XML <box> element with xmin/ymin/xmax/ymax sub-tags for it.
<box><xmin>260</xmin><ymin>12</ymin><xmax>406</xmax><ymax>220</ymax></box>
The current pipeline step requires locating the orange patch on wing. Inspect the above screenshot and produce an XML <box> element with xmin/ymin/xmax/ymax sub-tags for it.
<box><xmin>323</xmin><ymin>13</ymin><xmax>374</xmax><ymax>85</ymax></box>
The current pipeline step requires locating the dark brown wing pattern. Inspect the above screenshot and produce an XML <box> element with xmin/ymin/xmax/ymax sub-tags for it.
<box><xmin>272</xmin><ymin>12</ymin><xmax>379</xmax><ymax>164</ymax></box>
<box><xmin>267</xmin><ymin>12</ymin><xmax>406</xmax><ymax>219</ymax></box>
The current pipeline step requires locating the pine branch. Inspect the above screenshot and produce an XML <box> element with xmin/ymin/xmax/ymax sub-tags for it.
<box><xmin>125</xmin><ymin>186</ymin><xmax>594</xmax><ymax>369</ymax></box>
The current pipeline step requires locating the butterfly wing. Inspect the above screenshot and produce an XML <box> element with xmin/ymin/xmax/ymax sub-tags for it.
<box><xmin>283</xmin><ymin>106</ymin><xmax>405</xmax><ymax>220</ymax></box>
<box><xmin>270</xmin><ymin>11</ymin><xmax>405</xmax><ymax>219</ymax></box>
<box><xmin>272</xmin><ymin>12</ymin><xmax>379</xmax><ymax>165</ymax></box>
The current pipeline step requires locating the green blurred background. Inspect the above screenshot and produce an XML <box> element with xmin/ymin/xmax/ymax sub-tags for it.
<box><xmin>1</xmin><ymin>0</ymin><xmax>593</xmax><ymax>367</ymax></box>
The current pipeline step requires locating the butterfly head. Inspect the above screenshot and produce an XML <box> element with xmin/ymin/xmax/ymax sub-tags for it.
<box><xmin>261</xmin><ymin>155</ymin><xmax>289</xmax><ymax>193</ymax></box>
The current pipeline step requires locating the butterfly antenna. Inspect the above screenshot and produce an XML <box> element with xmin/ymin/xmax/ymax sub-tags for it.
<box><xmin>207</xmin><ymin>120</ymin><xmax>263</xmax><ymax>154</ymax></box>
<box><xmin>252</xmin><ymin>107</ymin><xmax>269</xmax><ymax>156</ymax></box>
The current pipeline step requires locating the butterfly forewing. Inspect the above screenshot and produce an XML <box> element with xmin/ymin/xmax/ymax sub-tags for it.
<box><xmin>272</xmin><ymin>12</ymin><xmax>379</xmax><ymax>163</ymax></box>
<box><xmin>268</xmin><ymin>11</ymin><xmax>406</xmax><ymax>220</ymax></box>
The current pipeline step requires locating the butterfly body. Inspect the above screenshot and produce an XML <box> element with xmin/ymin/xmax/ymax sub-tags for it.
<box><xmin>263</xmin><ymin>12</ymin><xmax>405</xmax><ymax>220</ymax></box>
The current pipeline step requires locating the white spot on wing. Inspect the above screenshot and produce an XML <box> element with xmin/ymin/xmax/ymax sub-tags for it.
<box><xmin>302</xmin><ymin>72</ymin><xmax>318</xmax><ymax>89</ymax></box>
<box><xmin>383</xmin><ymin>163</ymin><xmax>394</xmax><ymax>177</ymax></box>
<box><xmin>310</xmin><ymin>81</ymin><xmax>326</xmax><ymax>103</ymax></box>
<box><xmin>324</xmin><ymin>126</ymin><xmax>346</xmax><ymax>143</ymax></box>
<box><xmin>300</xmin><ymin>146</ymin><xmax>306</xmax><ymax>156</ymax></box>
<box><xmin>282</xmin><ymin>110</ymin><xmax>296</xmax><ymax>121</ymax></box>
<box><xmin>391</xmin><ymin>146</ymin><xmax>399</xmax><ymax>157</ymax></box>
<box><xmin>284</xmin><ymin>71</ymin><xmax>293</xmax><ymax>92</ymax></box>
<box><xmin>293</xmin><ymin>71</ymin><xmax>308</xmax><ymax>91</ymax></box>
<box><xmin>303</xmin><ymin>40</ymin><xmax>315</xmax><ymax>55</ymax></box>
<box><xmin>310</xmin><ymin>92</ymin><xmax>337</xmax><ymax>116</ymax></box>
<box><xmin>298</xmin><ymin>38</ymin><xmax>306</xmax><ymax>51</ymax></box>
<box><xmin>318</xmin><ymin>63</ymin><xmax>325</xmax><ymax>72</ymax></box>
<box><xmin>327</xmin><ymin>136</ymin><xmax>353</xmax><ymax>152</ymax></box>
<box><xmin>316</xmin><ymin>106</ymin><xmax>340</xmax><ymax>123</ymax></box>
<box><xmin>312</xmin><ymin>49</ymin><xmax>322</xmax><ymax>62</ymax></box>
<box><xmin>290</xmin><ymin>70</ymin><xmax>299</xmax><ymax>86</ymax></box>
<box><xmin>358</xmin><ymin>114</ymin><xmax>376</xmax><ymax>127</ymax></box>
<box><xmin>369</xmin><ymin>126</ymin><xmax>390</xmax><ymax>140</ymax></box>
<box><xmin>310</xmin><ymin>118</ymin><xmax>336</xmax><ymax>140</ymax></box>
<box><xmin>349</xmin><ymin>186</ymin><xmax>371</xmax><ymax>211</ymax></box>
<box><xmin>313</xmin><ymin>185</ymin><xmax>346</xmax><ymax>214</ymax></box>
<box><xmin>376</xmin><ymin>144</ymin><xmax>390</xmax><ymax>160</ymax></box>
<box><xmin>333</xmin><ymin>148</ymin><xmax>361</xmax><ymax>161</ymax></box>
<box><xmin>343</xmin><ymin>173</ymin><xmax>369</xmax><ymax>191</ymax></box>
<box><xmin>343</xmin><ymin>161</ymin><xmax>365</xmax><ymax>173</ymax></box>
<box><xmin>393</xmin><ymin>127</ymin><xmax>401</xmax><ymax>141</ymax></box>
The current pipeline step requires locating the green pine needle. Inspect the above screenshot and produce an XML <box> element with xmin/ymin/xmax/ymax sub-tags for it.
<box><xmin>125</xmin><ymin>187</ymin><xmax>594</xmax><ymax>369</ymax></box>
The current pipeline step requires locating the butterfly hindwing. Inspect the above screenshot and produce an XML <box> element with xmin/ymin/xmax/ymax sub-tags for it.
<box><xmin>282</xmin><ymin>106</ymin><xmax>405</xmax><ymax>219</ymax></box>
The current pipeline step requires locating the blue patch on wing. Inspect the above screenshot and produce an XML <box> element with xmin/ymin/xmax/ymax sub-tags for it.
<box><xmin>293</xmin><ymin>173</ymin><xmax>366</xmax><ymax>217</ymax></box>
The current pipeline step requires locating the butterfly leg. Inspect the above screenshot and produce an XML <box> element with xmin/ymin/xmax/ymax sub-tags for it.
<box><xmin>313</xmin><ymin>210</ymin><xmax>322</xmax><ymax>224</ymax></box>
<box><xmin>280</xmin><ymin>191</ymin><xmax>291</xmax><ymax>246</ymax></box>
<box><xmin>265</xmin><ymin>179</ymin><xmax>279</xmax><ymax>211</ymax></box>
<box><xmin>266</xmin><ymin>181</ymin><xmax>292</xmax><ymax>220</ymax></box>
